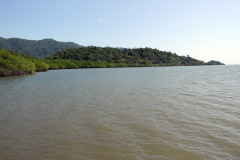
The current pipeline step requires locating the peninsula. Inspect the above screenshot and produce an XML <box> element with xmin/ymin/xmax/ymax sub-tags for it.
<box><xmin>0</xmin><ymin>38</ymin><xmax>224</xmax><ymax>77</ymax></box>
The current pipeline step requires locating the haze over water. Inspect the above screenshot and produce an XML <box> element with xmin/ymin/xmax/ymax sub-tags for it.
<box><xmin>0</xmin><ymin>66</ymin><xmax>240</xmax><ymax>160</ymax></box>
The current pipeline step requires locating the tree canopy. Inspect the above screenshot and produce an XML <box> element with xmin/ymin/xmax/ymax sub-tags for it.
<box><xmin>47</xmin><ymin>46</ymin><xmax>213</xmax><ymax>67</ymax></box>
<box><xmin>0</xmin><ymin>50</ymin><xmax>35</xmax><ymax>76</ymax></box>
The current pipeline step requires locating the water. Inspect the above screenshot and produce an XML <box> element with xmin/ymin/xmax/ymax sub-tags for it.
<box><xmin>0</xmin><ymin>65</ymin><xmax>240</xmax><ymax>160</ymax></box>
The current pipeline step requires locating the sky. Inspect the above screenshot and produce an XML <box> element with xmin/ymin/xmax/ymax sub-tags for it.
<box><xmin>0</xmin><ymin>0</ymin><xmax>240</xmax><ymax>64</ymax></box>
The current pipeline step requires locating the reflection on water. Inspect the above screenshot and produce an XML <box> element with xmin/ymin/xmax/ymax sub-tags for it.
<box><xmin>0</xmin><ymin>66</ymin><xmax>240</xmax><ymax>160</ymax></box>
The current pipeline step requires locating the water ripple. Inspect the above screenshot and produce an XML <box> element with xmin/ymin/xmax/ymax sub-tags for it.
<box><xmin>0</xmin><ymin>66</ymin><xmax>240</xmax><ymax>160</ymax></box>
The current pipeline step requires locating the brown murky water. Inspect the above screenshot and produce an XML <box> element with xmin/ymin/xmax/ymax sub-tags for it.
<box><xmin>0</xmin><ymin>66</ymin><xmax>240</xmax><ymax>160</ymax></box>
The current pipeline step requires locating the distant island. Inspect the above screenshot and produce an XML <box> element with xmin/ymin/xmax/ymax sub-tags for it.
<box><xmin>0</xmin><ymin>37</ymin><xmax>224</xmax><ymax>77</ymax></box>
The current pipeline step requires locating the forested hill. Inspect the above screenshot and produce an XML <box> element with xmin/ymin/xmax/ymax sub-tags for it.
<box><xmin>0</xmin><ymin>37</ymin><xmax>81</xmax><ymax>58</ymax></box>
<box><xmin>47</xmin><ymin>46</ymin><xmax>224</xmax><ymax>66</ymax></box>
<box><xmin>0</xmin><ymin>47</ymin><xmax>224</xmax><ymax>77</ymax></box>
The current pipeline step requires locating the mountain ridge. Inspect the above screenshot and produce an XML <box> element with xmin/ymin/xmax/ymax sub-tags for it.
<box><xmin>0</xmin><ymin>37</ymin><xmax>81</xmax><ymax>58</ymax></box>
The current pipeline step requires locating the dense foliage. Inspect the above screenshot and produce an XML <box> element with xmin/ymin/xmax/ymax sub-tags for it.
<box><xmin>44</xmin><ymin>59</ymin><xmax>122</xmax><ymax>69</ymax></box>
<box><xmin>0</xmin><ymin>37</ymin><xmax>81</xmax><ymax>58</ymax></box>
<box><xmin>0</xmin><ymin>50</ymin><xmax>35</xmax><ymax>77</ymax></box>
<box><xmin>47</xmin><ymin>46</ymin><xmax>207</xmax><ymax>66</ymax></box>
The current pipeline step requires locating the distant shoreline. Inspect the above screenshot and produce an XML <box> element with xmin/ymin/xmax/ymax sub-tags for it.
<box><xmin>0</xmin><ymin>48</ymin><xmax>224</xmax><ymax>77</ymax></box>
<box><xmin>1</xmin><ymin>64</ymin><xmax>228</xmax><ymax>78</ymax></box>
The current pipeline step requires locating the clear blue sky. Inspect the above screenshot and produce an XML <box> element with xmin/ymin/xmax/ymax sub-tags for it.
<box><xmin>1</xmin><ymin>0</ymin><xmax>239</xmax><ymax>64</ymax></box>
